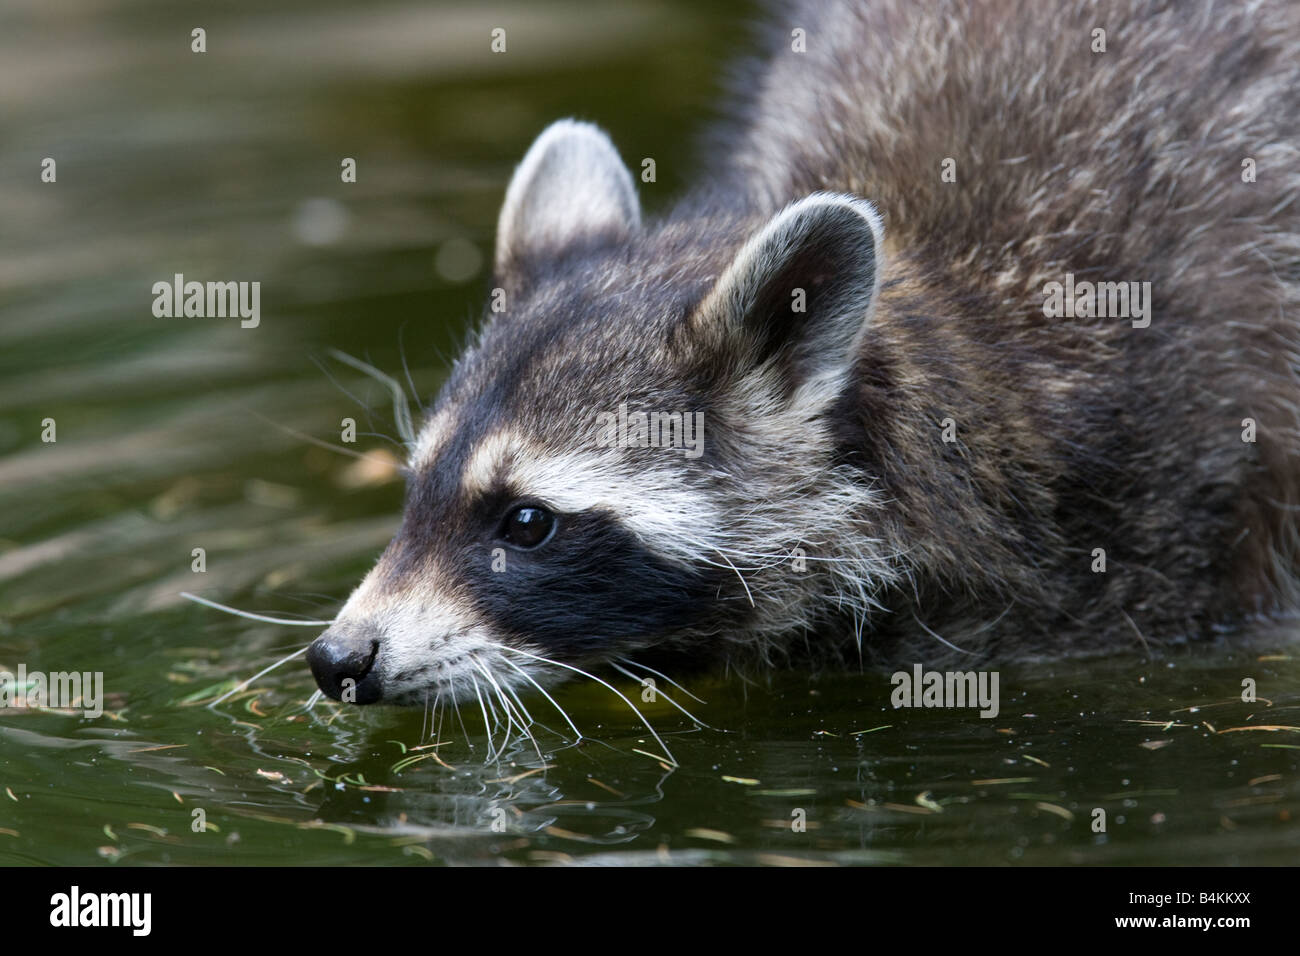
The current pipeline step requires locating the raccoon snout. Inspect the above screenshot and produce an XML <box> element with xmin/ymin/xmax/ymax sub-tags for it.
<box><xmin>307</xmin><ymin>624</ymin><xmax>382</xmax><ymax>704</ymax></box>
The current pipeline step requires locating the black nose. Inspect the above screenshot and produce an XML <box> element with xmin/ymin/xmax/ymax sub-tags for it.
<box><xmin>306</xmin><ymin>625</ymin><xmax>382</xmax><ymax>704</ymax></box>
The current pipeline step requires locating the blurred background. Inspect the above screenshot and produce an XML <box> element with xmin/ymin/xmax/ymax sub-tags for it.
<box><xmin>0</xmin><ymin>0</ymin><xmax>1296</xmax><ymax>866</ymax></box>
<box><xmin>0</xmin><ymin>0</ymin><xmax>751</xmax><ymax>623</ymax></box>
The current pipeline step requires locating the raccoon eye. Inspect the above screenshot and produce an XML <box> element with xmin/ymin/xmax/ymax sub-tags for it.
<box><xmin>500</xmin><ymin>505</ymin><xmax>556</xmax><ymax>549</ymax></box>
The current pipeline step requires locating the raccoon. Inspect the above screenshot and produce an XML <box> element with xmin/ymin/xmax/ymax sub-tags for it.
<box><xmin>307</xmin><ymin>0</ymin><xmax>1300</xmax><ymax>707</ymax></box>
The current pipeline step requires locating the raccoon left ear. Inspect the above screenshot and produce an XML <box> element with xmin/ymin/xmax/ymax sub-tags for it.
<box><xmin>695</xmin><ymin>192</ymin><xmax>884</xmax><ymax>390</ymax></box>
<box><xmin>495</xmin><ymin>119</ymin><xmax>642</xmax><ymax>273</ymax></box>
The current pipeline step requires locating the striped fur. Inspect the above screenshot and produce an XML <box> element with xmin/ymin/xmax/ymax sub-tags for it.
<box><xmin>309</xmin><ymin>0</ymin><xmax>1300</xmax><ymax>706</ymax></box>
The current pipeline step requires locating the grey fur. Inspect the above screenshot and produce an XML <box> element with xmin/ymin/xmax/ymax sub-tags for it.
<box><xmin>308</xmin><ymin>0</ymin><xmax>1300</xmax><ymax>707</ymax></box>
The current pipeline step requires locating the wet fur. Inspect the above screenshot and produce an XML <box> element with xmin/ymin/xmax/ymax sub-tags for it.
<box><xmin>314</xmin><ymin>0</ymin><xmax>1300</xmax><ymax>706</ymax></box>
<box><xmin>709</xmin><ymin>0</ymin><xmax>1300</xmax><ymax>659</ymax></box>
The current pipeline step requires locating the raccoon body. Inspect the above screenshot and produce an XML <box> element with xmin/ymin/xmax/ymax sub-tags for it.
<box><xmin>307</xmin><ymin>0</ymin><xmax>1300</xmax><ymax>706</ymax></box>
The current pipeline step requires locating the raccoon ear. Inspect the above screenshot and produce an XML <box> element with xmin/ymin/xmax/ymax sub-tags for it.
<box><xmin>696</xmin><ymin>193</ymin><xmax>884</xmax><ymax>389</ymax></box>
<box><xmin>494</xmin><ymin>119</ymin><xmax>641</xmax><ymax>272</ymax></box>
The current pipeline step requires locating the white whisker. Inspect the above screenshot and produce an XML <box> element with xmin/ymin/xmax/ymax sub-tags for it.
<box><xmin>500</xmin><ymin>657</ymin><xmax>584</xmax><ymax>742</ymax></box>
<box><xmin>327</xmin><ymin>348</ymin><xmax>416</xmax><ymax>446</ymax></box>
<box><xmin>502</xmin><ymin>646</ymin><xmax>677</xmax><ymax>766</ymax></box>
<box><xmin>713</xmin><ymin>548</ymin><xmax>754</xmax><ymax>607</ymax></box>
<box><xmin>429</xmin><ymin>688</ymin><xmax>443</xmax><ymax>744</ymax></box>
<box><xmin>616</xmin><ymin>656</ymin><xmax>708</xmax><ymax>704</ymax></box>
<box><xmin>475</xmin><ymin>657</ymin><xmax>544</xmax><ymax>764</ymax></box>
<box><xmin>451</xmin><ymin>692</ymin><xmax>472</xmax><ymax>749</ymax></box>
<box><xmin>468</xmin><ymin>673</ymin><xmax>499</xmax><ymax>762</ymax></box>
<box><xmin>248</xmin><ymin>410</ymin><xmax>409</xmax><ymax>469</ymax></box>
<box><xmin>209</xmin><ymin>645</ymin><xmax>311</xmax><ymax>707</ymax></box>
<box><xmin>181</xmin><ymin>592</ymin><xmax>334</xmax><ymax>626</ymax></box>
<box><xmin>609</xmin><ymin>661</ymin><xmax>712</xmax><ymax>729</ymax></box>
<box><xmin>476</xmin><ymin>662</ymin><xmax>516</xmax><ymax>744</ymax></box>
<box><xmin>911</xmin><ymin>612</ymin><xmax>975</xmax><ymax>655</ymax></box>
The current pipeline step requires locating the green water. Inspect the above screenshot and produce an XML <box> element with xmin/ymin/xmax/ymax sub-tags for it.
<box><xmin>1</xmin><ymin>0</ymin><xmax>1297</xmax><ymax>866</ymax></box>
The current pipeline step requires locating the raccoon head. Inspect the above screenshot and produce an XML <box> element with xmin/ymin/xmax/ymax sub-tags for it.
<box><xmin>307</xmin><ymin>119</ymin><xmax>892</xmax><ymax>706</ymax></box>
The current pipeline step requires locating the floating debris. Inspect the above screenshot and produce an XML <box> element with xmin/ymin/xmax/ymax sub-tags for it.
<box><xmin>126</xmin><ymin>823</ymin><xmax>167</xmax><ymax>837</ymax></box>
<box><xmin>1217</xmin><ymin>724</ymin><xmax>1299</xmax><ymax>734</ymax></box>
<box><xmin>631</xmin><ymin>748</ymin><xmax>677</xmax><ymax>767</ymax></box>
<box><xmin>915</xmin><ymin>791</ymin><xmax>943</xmax><ymax>812</ymax></box>
<box><xmin>685</xmin><ymin>827</ymin><xmax>737</xmax><ymax>844</ymax></box>
<box><xmin>587</xmin><ymin>778</ymin><xmax>625</xmax><ymax>798</ymax></box>
<box><xmin>1248</xmin><ymin>774</ymin><xmax>1282</xmax><ymax>786</ymax></box>
<box><xmin>392</xmin><ymin>750</ymin><xmax>456</xmax><ymax>773</ymax></box>
<box><xmin>1035</xmin><ymin>802</ymin><xmax>1074</xmax><ymax>822</ymax></box>
<box><xmin>1172</xmin><ymin>698</ymin><xmax>1274</xmax><ymax>713</ymax></box>
<box><xmin>543</xmin><ymin>826</ymin><xmax>596</xmax><ymax>842</ymax></box>
<box><xmin>299</xmin><ymin>820</ymin><xmax>356</xmax><ymax>844</ymax></box>
<box><xmin>490</xmin><ymin>767</ymin><xmax>552</xmax><ymax>785</ymax></box>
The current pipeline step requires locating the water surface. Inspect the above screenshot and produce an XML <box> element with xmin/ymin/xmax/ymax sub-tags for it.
<box><xmin>1</xmin><ymin>0</ymin><xmax>1297</xmax><ymax>866</ymax></box>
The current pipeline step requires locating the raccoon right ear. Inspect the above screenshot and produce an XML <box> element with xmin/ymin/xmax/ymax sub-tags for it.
<box><xmin>693</xmin><ymin>192</ymin><xmax>884</xmax><ymax>391</ymax></box>
<box><xmin>494</xmin><ymin>119</ymin><xmax>641</xmax><ymax>273</ymax></box>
